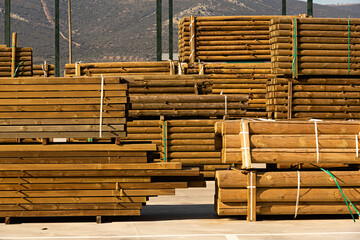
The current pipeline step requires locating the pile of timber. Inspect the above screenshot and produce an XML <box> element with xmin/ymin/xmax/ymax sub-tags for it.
<box><xmin>266</xmin><ymin>77</ymin><xmax>360</xmax><ymax>119</ymax></box>
<box><xmin>122</xmin><ymin>75</ymin><xmax>212</xmax><ymax>95</ymax></box>
<box><xmin>32</xmin><ymin>63</ymin><xmax>55</xmax><ymax>77</ymax></box>
<box><xmin>184</xmin><ymin>62</ymin><xmax>272</xmax><ymax>118</ymax></box>
<box><xmin>0</xmin><ymin>76</ymin><xmax>127</xmax><ymax>138</ymax></box>
<box><xmin>0</xmin><ymin>142</ymin><xmax>202</xmax><ymax>219</ymax></box>
<box><xmin>125</xmin><ymin>119</ymin><xmax>228</xmax><ymax>178</ymax></box>
<box><xmin>270</xmin><ymin>17</ymin><xmax>360</xmax><ymax>77</ymax></box>
<box><xmin>215</xmin><ymin>119</ymin><xmax>360</xmax><ymax>168</ymax></box>
<box><xmin>65</xmin><ymin>61</ymin><xmax>176</xmax><ymax>77</ymax></box>
<box><xmin>178</xmin><ymin>15</ymin><xmax>298</xmax><ymax>63</ymax></box>
<box><xmin>215</xmin><ymin>169</ymin><xmax>360</xmax><ymax>219</ymax></box>
<box><xmin>129</xmin><ymin>94</ymin><xmax>248</xmax><ymax>118</ymax></box>
<box><xmin>0</xmin><ymin>44</ymin><xmax>33</xmax><ymax>78</ymax></box>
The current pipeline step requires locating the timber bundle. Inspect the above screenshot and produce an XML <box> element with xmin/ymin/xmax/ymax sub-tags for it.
<box><xmin>178</xmin><ymin>15</ymin><xmax>297</xmax><ymax>63</ymax></box>
<box><xmin>32</xmin><ymin>63</ymin><xmax>55</xmax><ymax>77</ymax></box>
<box><xmin>270</xmin><ymin>17</ymin><xmax>360</xmax><ymax>76</ymax></box>
<box><xmin>215</xmin><ymin>170</ymin><xmax>360</xmax><ymax>219</ymax></box>
<box><xmin>266</xmin><ymin>77</ymin><xmax>360</xmax><ymax>119</ymax></box>
<box><xmin>0</xmin><ymin>44</ymin><xmax>32</xmax><ymax>78</ymax></box>
<box><xmin>0</xmin><ymin>76</ymin><xmax>127</xmax><ymax>138</ymax></box>
<box><xmin>0</xmin><ymin>142</ymin><xmax>202</xmax><ymax>218</ymax></box>
<box><xmin>64</xmin><ymin>61</ymin><xmax>176</xmax><ymax>77</ymax></box>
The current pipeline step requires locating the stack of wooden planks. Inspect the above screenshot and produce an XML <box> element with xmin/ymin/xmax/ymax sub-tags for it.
<box><xmin>184</xmin><ymin>62</ymin><xmax>272</xmax><ymax>118</ymax></box>
<box><xmin>215</xmin><ymin>169</ymin><xmax>360</xmax><ymax>219</ymax></box>
<box><xmin>0</xmin><ymin>142</ymin><xmax>201</xmax><ymax>218</ymax></box>
<box><xmin>32</xmin><ymin>63</ymin><xmax>55</xmax><ymax>77</ymax></box>
<box><xmin>270</xmin><ymin>17</ymin><xmax>360</xmax><ymax>77</ymax></box>
<box><xmin>215</xmin><ymin>119</ymin><xmax>360</xmax><ymax>168</ymax></box>
<box><xmin>266</xmin><ymin>77</ymin><xmax>360</xmax><ymax>119</ymax></box>
<box><xmin>123</xmin><ymin>75</ymin><xmax>212</xmax><ymax>95</ymax></box>
<box><xmin>178</xmin><ymin>15</ymin><xmax>298</xmax><ymax>63</ymax></box>
<box><xmin>0</xmin><ymin>76</ymin><xmax>127</xmax><ymax>138</ymax></box>
<box><xmin>65</xmin><ymin>61</ymin><xmax>176</xmax><ymax>77</ymax></box>
<box><xmin>0</xmin><ymin>45</ymin><xmax>33</xmax><ymax>78</ymax></box>
<box><xmin>125</xmin><ymin>119</ymin><xmax>228</xmax><ymax>178</ymax></box>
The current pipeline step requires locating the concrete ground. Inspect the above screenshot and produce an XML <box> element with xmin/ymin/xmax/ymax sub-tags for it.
<box><xmin>0</xmin><ymin>181</ymin><xmax>359</xmax><ymax>240</ymax></box>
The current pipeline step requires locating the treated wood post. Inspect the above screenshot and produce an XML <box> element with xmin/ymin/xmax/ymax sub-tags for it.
<box><xmin>11</xmin><ymin>32</ymin><xmax>17</xmax><ymax>78</ymax></box>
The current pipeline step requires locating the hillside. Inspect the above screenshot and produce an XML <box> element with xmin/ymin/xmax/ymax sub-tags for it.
<box><xmin>0</xmin><ymin>0</ymin><xmax>360</xmax><ymax>69</ymax></box>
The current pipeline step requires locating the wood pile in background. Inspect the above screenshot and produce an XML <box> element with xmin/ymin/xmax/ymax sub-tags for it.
<box><xmin>266</xmin><ymin>77</ymin><xmax>360</xmax><ymax>119</ymax></box>
<box><xmin>270</xmin><ymin>17</ymin><xmax>360</xmax><ymax>77</ymax></box>
<box><xmin>65</xmin><ymin>61</ymin><xmax>176</xmax><ymax>77</ymax></box>
<box><xmin>0</xmin><ymin>76</ymin><xmax>127</xmax><ymax>138</ymax></box>
<box><xmin>215</xmin><ymin>119</ymin><xmax>360</xmax><ymax>167</ymax></box>
<box><xmin>184</xmin><ymin>62</ymin><xmax>272</xmax><ymax>118</ymax></box>
<box><xmin>32</xmin><ymin>63</ymin><xmax>55</xmax><ymax>77</ymax></box>
<box><xmin>125</xmin><ymin>119</ymin><xmax>229</xmax><ymax>178</ymax></box>
<box><xmin>215</xmin><ymin>169</ymin><xmax>360</xmax><ymax>219</ymax></box>
<box><xmin>0</xmin><ymin>45</ymin><xmax>33</xmax><ymax>78</ymax></box>
<box><xmin>0</xmin><ymin>142</ymin><xmax>201</xmax><ymax>218</ymax></box>
<box><xmin>178</xmin><ymin>15</ymin><xmax>297</xmax><ymax>63</ymax></box>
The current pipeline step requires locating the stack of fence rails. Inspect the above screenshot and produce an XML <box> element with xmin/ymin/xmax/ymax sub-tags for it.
<box><xmin>215</xmin><ymin>169</ymin><xmax>360</xmax><ymax>219</ymax></box>
<box><xmin>64</xmin><ymin>61</ymin><xmax>176</xmax><ymax>77</ymax></box>
<box><xmin>125</xmin><ymin>119</ymin><xmax>229</xmax><ymax>178</ymax></box>
<box><xmin>128</xmin><ymin>94</ymin><xmax>248</xmax><ymax>118</ymax></box>
<box><xmin>215</xmin><ymin>119</ymin><xmax>360</xmax><ymax>168</ymax></box>
<box><xmin>266</xmin><ymin>77</ymin><xmax>360</xmax><ymax>119</ymax></box>
<box><xmin>270</xmin><ymin>17</ymin><xmax>360</xmax><ymax>77</ymax></box>
<box><xmin>0</xmin><ymin>45</ymin><xmax>33</xmax><ymax>78</ymax></box>
<box><xmin>0</xmin><ymin>76</ymin><xmax>127</xmax><ymax>138</ymax></box>
<box><xmin>122</xmin><ymin>75</ymin><xmax>212</xmax><ymax>96</ymax></box>
<box><xmin>32</xmin><ymin>63</ymin><xmax>55</xmax><ymax>77</ymax></box>
<box><xmin>184</xmin><ymin>62</ymin><xmax>273</xmax><ymax>118</ymax></box>
<box><xmin>178</xmin><ymin>15</ymin><xmax>300</xmax><ymax>63</ymax></box>
<box><xmin>0</xmin><ymin>142</ymin><xmax>201</xmax><ymax>218</ymax></box>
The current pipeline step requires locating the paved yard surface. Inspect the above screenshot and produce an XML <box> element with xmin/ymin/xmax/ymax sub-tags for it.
<box><xmin>1</xmin><ymin>181</ymin><xmax>359</xmax><ymax>240</ymax></box>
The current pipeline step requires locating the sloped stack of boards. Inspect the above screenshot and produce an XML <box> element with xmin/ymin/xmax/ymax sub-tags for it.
<box><xmin>270</xmin><ymin>17</ymin><xmax>360</xmax><ymax>76</ymax></box>
<box><xmin>0</xmin><ymin>142</ymin><xmax>201</xmax><ymax>218</ymax></box>
<box><xmin>183</xmin><ymin>62</ymin><xmax>273</xmax><ymax>118</ymax></box>
<box><xmin>64</xmin><ymin>61</ymin><xmax>176</xmax><ymax>77</ymax></box>
<box><xmin>125</xmin><ymin>119</ymin><xmax>225</xmax><ymax>178</ymax></box>
<box><xmin>0</xmin><ymin>44</ymin><xmax>33</xmax><ymax>78</ymax></box>
<box><xmin>215</xmin><ymin>169</ymin><xmax>360</xmax><ymax>219</ymax></box>
<box><xmin>215</xmin><ymin>119</ymin><xmax>360</xmax><ymax>168</ymax></box>
<box><xmin>266</xmin><ymin>77</ymin><xmax>360</xmax><ymax>119</ymax></box>
<box><xmin>0</xmin><ymin>76</ymin><xmax>127</xmax><ymax>138</ymax></box>
<box><xmin>178</xmin><ymin>15</ymin><xmax>299</xmax><ymax>63</ymax></box>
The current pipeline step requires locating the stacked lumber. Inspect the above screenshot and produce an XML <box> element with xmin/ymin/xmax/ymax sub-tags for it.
<box><xmin>125</xmin><ymin>119</ymin><xmax>228</xmax><ymax>178</ymax></box>
<box><xmin>215</xmin><ymin>169</ymin><xmax>360</xmax><ymax>219</ymax></box>
<box><xmin>0</xmin><ymin>76</ymin><xmax>127</xmax><ymax>138</ymax></box>
<box><xmin>122</xmin><ymin>75</ymin><xmax>212</xmax><ymax>95</ymax></box>
<box><xmin>266</xmin><ymin>77</ymin><xmax>360</xmax><ymax>119</ymax></box>
<box><xmin>184</xmin><ymin>62</ymin><xmax>273</xmax><ymax>118</ymax></box>
<box><xmin>0</xmin><ymin>45</ymin><xmax>33</xmax><ymax>78</ymax></box>
<box><xmin>129</xmin><ymin>94</ymin><xmax>248</xmax><ymax>118</ymax></box>
<box><xmin>270</xmin><ymin>17</ymin><xmax>360</xmax><ymax>77</ymax></box>
<box><xmin>178</xmin><ymin>15</ymin><xmax>297</xmax><ymax>63</ymax></box>
<box><xmin>0</xmin><ymin>142</ymin><xmax>201</xmax><ymax>218</ymax></box>
<box><xmin>64</xmin><ymin>61</ymin><xmax>176</xmax><ymax>77</ymax></box>
<box><xmin>32</xmin><ymin>63</ymin><xmax>55</xmax><ymax>77</ymax></box>
<box><xmin>216</xmin><ymin>119</ymin><xmax>360</xmax><ymax>168</ymax></box>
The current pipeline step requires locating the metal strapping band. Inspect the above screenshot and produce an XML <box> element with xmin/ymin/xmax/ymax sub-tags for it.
<box><xmin>294</xmin><ymin>171</ymin><xmax>301</xmax><ymax>218</ymax></box>
<box><xmin>242</xmin><ymin>119</ymin><xmax>250</xmax><ymax>168</ymax></box>
<box><xmin>99</xmin><ymin>75</ymin><xmax>104</xmax><ymax>138</ymax></box>
<box><xmin>249</xmin><ymin>171</ymin><xmax>255</xmax><ymax>221</ymax></box>
<box><xmin>356</xmin><ymin>134</ymin><xmax>359</xmax><ymax>158</ymax></box>
<box><xmin>315</xmin><ymin>121</ymin><xmax>319</xmax><ymax>163</ymax></box>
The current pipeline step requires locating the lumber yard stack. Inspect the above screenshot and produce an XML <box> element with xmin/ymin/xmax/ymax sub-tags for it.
<box><xmin>214</xmin><ymin>119</ymin><xmax>360</xmax><ymax>220</ymax></box>
<box><xmin>183</xmin><ymin>62</ymin><xmax>273</xmax><ymax>118</ymax></box>
<box><xmin>0</xmin><ymin>42</ymin><xmax>33</xmax><ymax>78</ymax></box>
<box><xmin>32</xmin><ymin>63</ymin><xmax>55</xmax><ymax>77</ymax></box>
<box><xmin>270</xmin><ymin>17</ymin><xmax>360</xmax><ymax>77</ymax></box>
<box><xmin>64</xmin><ymin>61</ymin><xmax>177</xmax><ymax>77</ymax></box>
<box><xmin>178</xmin><ymin>15</ymin><xmax>300</xmax><ymax>63</ymax></box>
<box><xmin>0</xmin><ymin>142</ymin><xmax>202</xmax><ymax>219</ymax></box>
<box><xmin>0</xmin><ymin>76</ymin><xmax>127</xmax><ymax>138</ymax></box>
<box><xmin>215</xmin><ymin>170</ymin><xmax>360</xmax><ymax>219</ymax></box>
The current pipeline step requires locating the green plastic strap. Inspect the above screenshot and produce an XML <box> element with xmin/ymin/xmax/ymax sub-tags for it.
<box><xmin>13</xmin><ymin>61</ymin><xmax>25</xmax><ymax>78</ymax></box>
<box><xmin>163</xmin><ymin>121</ymin><xmax>167</xmax><ymax>162</ymax></box>
<box><xmin>291</xmin><ymin>17</ymin><xmax>298</xmax><ymax>77</ymax></box>
<box><xmin>319</xmin><ymin>167</ymin><xmax>359</xmax><ymax>222</ymax></box>
<box><xmin>347</xmin><ymin>18</ymin><xmax>350</xmax><ymax>75</ymax></box>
